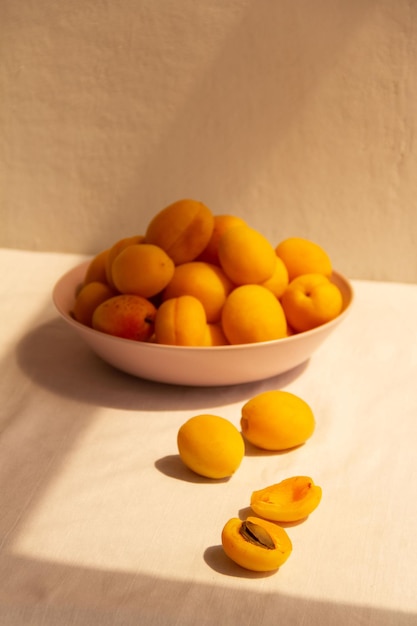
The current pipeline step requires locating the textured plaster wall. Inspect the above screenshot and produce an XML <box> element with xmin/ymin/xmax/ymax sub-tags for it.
<box><xmin>1</xmin><ymin>0</ymin><xmax>416</xmax><ymax>282</ymax></box>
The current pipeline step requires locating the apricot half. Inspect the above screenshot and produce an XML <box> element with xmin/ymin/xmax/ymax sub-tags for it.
<box><xmin>241</xmin><ymin>390</ymin><xmax>315</xmax><ymax>450</ymax></box>
<box><xmin>221</xmin><ymin>516</ymin><xmax>292</xmax><ymax>572</ymax></box>
<box><xmin>250</xmin><ymin>476</ymin><xmax>322</xmax><ymax>522</ymax></box>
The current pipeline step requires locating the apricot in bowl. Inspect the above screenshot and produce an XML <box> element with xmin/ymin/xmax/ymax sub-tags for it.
<box><xmin>53</xmin><ymin>261</ymin><xmax>353</xmax><ymax>386</ymax></box>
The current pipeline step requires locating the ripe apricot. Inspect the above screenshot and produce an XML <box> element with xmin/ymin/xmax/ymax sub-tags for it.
<box><xmin>221</xmin><ymin>284</ymin><xmax>287</xmax><ymax>344</ymax></box>
<box><xmin>203</xmin><ymin>323</ymin><xmax>229</xmax><ymax>346</ymax></box>
<box><xmin>218</xmin><ymin>225</ymin><xmax>276</xmax><ymax>285</ymax></box>
<box><xmin>281</xmin><ymin>273</ymin><xmax>343</xmax><ymax>332</ymax></box>
<box><xmin>221</xmin><ymin>516</ymin><xmax>292</xmax><ymax>572</ymax></box>
<box><xmin>145</xmin><ymin>198</ymin><xmax>214</xmax><ymax>265</ymax></box>
<box><xmin>92</xmin><ymin>294</ymin><xmax>156</xmax><ymax>341</ymax></box>
<box><xmin>260</xmin><ymin>255</ymin><xmax>289</xmax><ymax>298</ymax></box>
<box><xmin>111</xmin><ymin>243</ymin><xmax>175</xmax><ymax>298</ymax></box>
<box><xmin>72</xmin><ymin>281</ymin><xmax>116</xmax><ymax>327</ymax></box>
<box><xmin>177</xmin><ymin>414</ymin><xmax>244</xmax><ymax>479</ymax></box>
<box><xmin>250</xmin><ymin>476</ymin><xmax>322</xmax><ymax>522</ymax></box>
<box><xmin>105</xmin><ymin>235</ymin><xmax>145</xmax><ymax>288</ymax></box>
<box><xmin>240</xmin><ymin>390</ymin><xmax>315</xmax><ymax>450</ymax></box>
<box><xmin>162</xmin><ymin>261</ymin><xmax>234</xmax><ymax>323</ymax></box>
<box><xmin>197</xmin><ymin>214</ymin><xmax>247</xmax><ymax>265</ymax></box>
<box><xmin>154</xmin><ymin>295</ymin><xmax>207</xmax><ymax>346</ymax></box>
<box><xmin>84</xmin><ymin>249</ymin><xmax>110</xmax><ymax>285</ymax></box>
<box><xmin>276</xmin><ymin>237</ymin><xmax>332</xmax><ymax>281</ymax></box>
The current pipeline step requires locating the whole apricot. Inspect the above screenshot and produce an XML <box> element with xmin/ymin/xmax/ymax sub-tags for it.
<box><xmin>197</xmin><ymin>214</ymin><xmax>247</xmax><ymax>265</ymax></box>
<box><xmin>250</xmin><ymin>476</ymin><xmax>322</xmax><ymax>522</ymax></box>
<box><xmin>92</xmin><ymin>294</ymin><xmax>156</xmax><ymax>341</ymax></box>
<box><xmin>276</xmin><ymin>237</ymin><xmax>332</xmax><ymax>281</ymax></box>
<box><xmin>105</xmin><ymin>235</ymin><xmax>145</xmax><ymax>288</ymax></box>
<box><xmin>111</xmin><ymin>243</ymin><xmax>175</xmax><ymax>298</ymax></box>
<box><xmin>84</xmin><ymin>249</ymin><xmax>110</xmax><ymax>285</ymax></box>
<box><xmin>218</xmin><ymin>225</ymin><xmax>276</xmax><ymax>285</ymax></box>
<box><xmin>72</xmin><ymin>281</ymin><xmax>116</xmax><ymax>327</ymax></box>
<box><xmin>145</xmin><ymin>198</ymin><xmax>214</xmax><ymax>265</ymax></box>
<box><xmin>280</xmin><ymin>273</ymin><xmax>343</xmax><ymax>332</ymax></box>
<box><xmin>221</xmin><ymin>284</ymin><xmax>287</xmax><ymax>344</ymax></box>
<box><xmin>203</xmin><ymin>323</ymin><xmax>229</xmax><ymax>346</ymax></box>
<box><xmin>241</xmin><ymin>390</ymin><xmax>315</xmax><ymax>450</ymax></box>
<box><xmin>162</xmin><ymin>261</ymin><xmax>234</xmax><ymax>323</ymax></box>
<box><xmin>177</xmin><ymin>414</ymin><xmax>245</xmax><ymax>479</ymax></box>
<box><xmin>221</xmin><ymin>516</ymin><xmax>292</xmax><ymax>572</ymax></box>
<box><xmin>260</xmin><ymin>256</ymin><xmax>289</xmax><ymax>298</ymax></box>
<box><xmin>154</xmin><ymin>295</ymin><xmax>207</xmax><ymax>346</ymax></box>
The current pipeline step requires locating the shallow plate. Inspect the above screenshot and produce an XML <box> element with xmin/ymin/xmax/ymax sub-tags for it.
<box><xmin>52</xmin><ymin>261</ymin><xmax>354</xmax><ymax>386</ymax></box>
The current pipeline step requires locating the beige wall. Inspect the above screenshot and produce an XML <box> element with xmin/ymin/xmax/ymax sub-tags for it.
<box><xmin>1</xmin><ymin>0</ymin><xmax>416</xmax><ymax>282</ymax></box>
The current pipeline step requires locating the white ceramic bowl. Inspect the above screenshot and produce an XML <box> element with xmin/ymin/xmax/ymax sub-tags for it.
<box><xmin>53</xmin><ymin>261</ymin><xmax>354</xmax><ymax>386</ymax></box>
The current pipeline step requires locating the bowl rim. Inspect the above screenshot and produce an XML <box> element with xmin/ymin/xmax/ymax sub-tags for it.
<box><xmin>52</xmin><ymin>260</ymin><xmax>354</xmax><ymax>352</ymax></box>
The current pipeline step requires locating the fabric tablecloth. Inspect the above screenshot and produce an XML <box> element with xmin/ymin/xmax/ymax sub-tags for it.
<box><xmin>1</xmin><ymin>248</ymin><xmax>416</xmax><ymax>626</ymax></box>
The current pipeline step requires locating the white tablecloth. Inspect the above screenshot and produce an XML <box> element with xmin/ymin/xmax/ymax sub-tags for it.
<box><xmin>1</xmin><ymin>248</ymin><xmax>416</xmax><ymax>626</ymax></box>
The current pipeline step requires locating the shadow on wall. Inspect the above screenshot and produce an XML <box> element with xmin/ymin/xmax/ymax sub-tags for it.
<box><xmin>112</xmin><ymin>0</ymin><xmax>376</xmax><ymax>237</ymax></box>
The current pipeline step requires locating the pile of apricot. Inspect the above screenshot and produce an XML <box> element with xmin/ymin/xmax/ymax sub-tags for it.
<box><xmin>71</xmin><ymin>198</ymin><xmax>344</xmax><ymax>345</ymax></box>
<box><xmin>176</xmin><ymin>390</ymin><xmax>323</xmax><ymax>573</ymax></box>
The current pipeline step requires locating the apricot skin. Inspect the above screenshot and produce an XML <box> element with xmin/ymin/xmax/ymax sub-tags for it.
<box><xmin>145</xmin><ymin>199</ymin><xmax>214</xmax><ymax>265</ymax></box>
<box><xmin>154</xmin><ymin>295</ymin><xmax>207</xmax><ymax>346</ymax></box>
<box><xmin>221</xmin><ymin>516</ymin><xmax>292</xmax><ymax>572</ymax></box>
<box><xmin>241</xmin><ymin>390</ymin><xmax>315</xmax><ymax>451</ymax></box>
<box><xmin>92</xmin><ymin>294</ymin><xmax>156</xmax><ymax>341</ymax></box>
<box><xmin>72</xmin><ymin>281</ymin><xmax>116</xmax><ymax>327</ymax></box>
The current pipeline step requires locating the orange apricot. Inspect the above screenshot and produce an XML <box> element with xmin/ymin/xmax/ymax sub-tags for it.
<box><xmin>275</xmin><ymin>237</ymin><xmax>332</xmax><ymax>281</ymax></box>
<box><xmin>145</xmin><ymin>199</ymin><xmax>214</xmax><ymax>265</ymax></box>
<box><xmin>197</xmin><ymin>214</ymin><xmax>247</xmax><ymax>265</ymax></box>
<box><xmin>72</xmin><ymin>281</ymin><xmax>116</xmax><ymax>327</ymax></box>
<box><xmin>221</xmin><ymin>516</ymin><xmax>292</xmax><ymax>572</ymax></box>
<box><xmin>250</xmin><ymin>476</ymin><xmax>322</xmax><ymax>522</ymax></box>
<box><xmin>111</xmin><ymin>243</ymin><xmax>175</xmax><ymax>298</ymax></box>
<box><xmin>221</xmin><ymin>284</ymin><xmax>287</xmax><ymax>344</ymax></box>
<box><xmin>92</xmin><ymin>294</ymin><xmax>156</xmax><ymax>341</ymax></box>
<box><xmin>260</xmin><ymin>255</ymin><xmax>289</xmax><ymax>298</ymax></box>
<box><xmin>240</xmin><ymin>390</ymin><xmax>315</xmax><ymax>451</ymax></box>
<box><xmin>84</xmin><ymin>249</ymin><xmax>110</xmax><ymax>285</ymax></box>
<box><xmin>280</xmin><ymin>273</ymin><xmax>343</xmax><ymax>332</ymax></box>
<box><xmin>105</xmin><ymin>235</ymin><xmax>145</xmax><ymax>288</ymax></box>
<box><xmin>177</xmin><ymin>414</ymin><xmax>244</xmax><ymax>479</ymax></box>
<box><xmin>218</xmin><ymin>225</ymin><xmax>276</xmax><ymax>285</ymax></box>
<box><xmin>162</xmin><ymin>261</ymin><xmax>234</xmax><ymax>323</ymax></box>
<box><xmin>154</xmin><ymin>295</ymin><xmax>207</xmax><ymax>346</ymax></box>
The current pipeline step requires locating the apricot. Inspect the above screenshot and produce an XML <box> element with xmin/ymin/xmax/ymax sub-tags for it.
<box><xmin>276</xmin><ymin>237</ymin><xmax>332</xmax><ymax>281</ymax></box>
<box><xmin>105</xmin><ymin>235</ymin><xmax>145</xmax><ymax>288</ymax></box>
<box><xmin>145</xmin><ymin>198</ymin><xmax>214</xmax><ymax>265</ymax></box>
<box><xmin>203</xmin><ymin>323</ymin><xmax>229</xmax><ymax>346</ymax></box>
<box><xmin>260</xmin><ymin>256</ymin><xmax>289</xmax><ymax>298</ymax></box>
<box><xmin>250</xmin><ymin>476</ymin><xmax>322</xmax><ymax>522</ymax></box>
<box><xmin>218</xmin><ymin>225</ymin><xmax>276</xmax><ymax>285</ymax></box>
<box><xmin>221</xmin><ymin>284</ymin><xmax>287</xmax><ymax>345</ymax></box>
<box><xmin>92</xmin><ymin>294</ymin><xmax>156</xmax><ymax>341</ymax></box>
<box><xmin>84</xmin><ymin>249</ymin><xmax>110</xmax><ymax>285</ymax></box>
<box><xmin>281</xmin><ymin>273</ymin><xmax>343</xmax><ymax>332</ymax></box>
<box><xmin>197</xmin><ymin>214</ymin><xmax>247</xmax><ymax>265</ymax></box>
<box><xmin>221</xmin><ymin>516</ymin><xmax>292</xmax><ymax>572</ymax></box>
<box><xmin>177</xmin><ymin>414</ymin><xmax>244</xmax><ymax>479</ymax></box>
<box><xmin>240</xmin><ymin>390</ymin><xmax>315</xmax><ymax>450</ymax></box>
<box><xmin>72</xmin><ymin>281</ymin><xmax>116</xmax><ymax>327</ymax></box>
<box><xmin>111</xmin><ymin>243</ymin><xmax>175</xmax><ymax>298</ymax></box>
<box><xmin>162</xmin><ymin>261</ymin><xmax>234</xmax><ymax>323</ymax></box>
<box><xmin>154</xmin><ymin>295</ymin><xmax>207</xmax><ymax>346</ymax></box>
